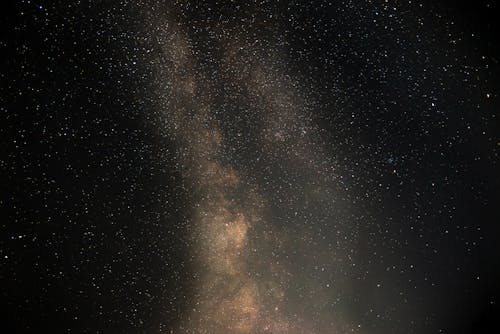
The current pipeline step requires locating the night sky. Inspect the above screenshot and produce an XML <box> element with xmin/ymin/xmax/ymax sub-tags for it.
<box><xmin>2</xmin><ymin>1</ymin><xmax>499</xmax><ymax>333</ymax></box>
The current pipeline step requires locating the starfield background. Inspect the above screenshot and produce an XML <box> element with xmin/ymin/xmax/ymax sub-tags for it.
<box><xmin>1</xmin><ymin>1</ymin><xmax>499</xmax><ymax>333</ymax></box>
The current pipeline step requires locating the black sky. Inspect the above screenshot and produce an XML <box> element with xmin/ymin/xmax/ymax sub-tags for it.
<box><xmin>2</xmin><ymin>1</ymin><xmax>499</xmax><ymax>333</ymax></box>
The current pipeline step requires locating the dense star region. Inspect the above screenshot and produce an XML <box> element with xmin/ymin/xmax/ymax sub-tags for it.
<box><xmin>2</xmin><ymin>1</ymin><xmax>499</xmax><ymax>334</ymax></box>
<box><xmin>139</xmin><ymin>5</ymin><xmax>358</xmax><ymax>332</ymax></box>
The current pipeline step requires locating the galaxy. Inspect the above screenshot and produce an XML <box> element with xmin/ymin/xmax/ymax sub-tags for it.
<box><xmin>2</xmin><ymin>1</ymin><xmax>499</xmax><ymax>333</ymax></box>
